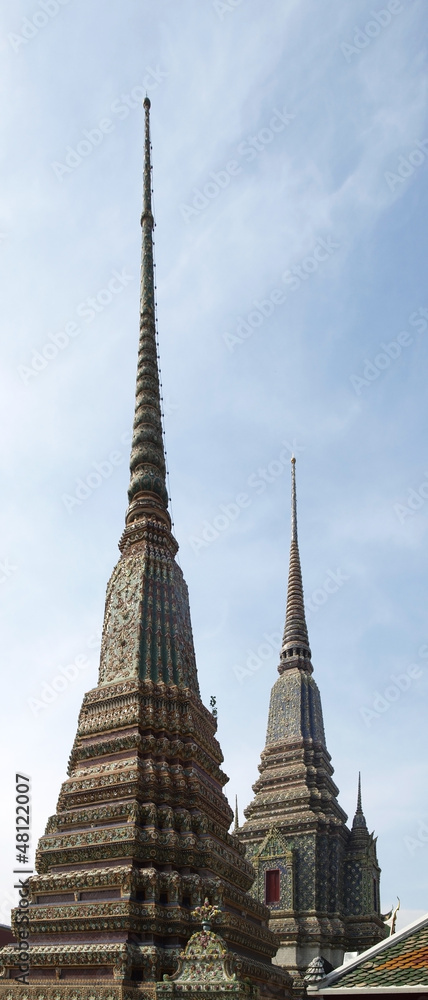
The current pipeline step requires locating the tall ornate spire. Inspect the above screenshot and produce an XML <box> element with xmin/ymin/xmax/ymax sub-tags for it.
<box><xmin>0</xmin><ymin>100</ymin><xmax>294</xmax><ymax>1000</ymax></box>
<box><xmin>279</xmin><ymin>457</ymin><xmax>312</xmax><ymax>672</ymax></box>
<box><xmin>239</xmin><ymin>471</ymin><xmax>385</xmax><ymax>976</ymax></box>
<box><xmin>126</xmin><ymin>96</ymin><xmax>169</xmax><ymax>531</ymax></box>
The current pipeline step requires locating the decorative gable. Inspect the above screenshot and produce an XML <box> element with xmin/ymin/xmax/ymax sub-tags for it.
<box><xmin>254</xmin><ymin>826</ymin><xmax>292</xmax><ymax>863</ymax></box>
<box><xmin>250</xmin><ymin>827</ymin><xmax>295</xmax><ymax>910</ymax></box>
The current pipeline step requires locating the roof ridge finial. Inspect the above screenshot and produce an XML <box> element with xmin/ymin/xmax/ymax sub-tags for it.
<box><xmin>278</xmin><ymin>458</ymin><xmax>312</xmax><ymax>674</ymax></box>
<box><xmin>122</xmin><ymin>98</ymin><xmax>171</xmax><ymax>542</ymax></box>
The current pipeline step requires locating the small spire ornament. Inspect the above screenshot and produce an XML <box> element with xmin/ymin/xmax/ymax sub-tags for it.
<box><xmin>192</xmin><ymin>898</ymin><xmax>222</xmax><ymax>932</ymax></box>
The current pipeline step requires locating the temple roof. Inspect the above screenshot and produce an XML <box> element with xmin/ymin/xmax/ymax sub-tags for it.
<box><xmin>307</xmin><ymin>912</ymin><xmax>428</xmax><ymax>993</ymax></box>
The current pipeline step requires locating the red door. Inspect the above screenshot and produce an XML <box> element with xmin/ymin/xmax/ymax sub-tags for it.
<box><xmin>265</xmin><ymin>869</ymin><xmax>280</xmax><ymax>904</ymax></box>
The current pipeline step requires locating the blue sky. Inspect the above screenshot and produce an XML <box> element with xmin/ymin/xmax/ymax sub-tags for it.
<box><xmin>0</xmin><ymin>0</ymin><xmax>427</xmax><ymax>936</ymax></box>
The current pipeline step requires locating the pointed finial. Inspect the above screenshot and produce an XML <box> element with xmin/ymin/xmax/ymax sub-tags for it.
<box><xmin>278</xmin><ymin>459</ymin><xmax>312</xmax><ymax>673</ymax></box>
<box><xmin>357</xmin><ymin>771</ymin><xmax>362</xmax><ymax>813</ymax></box>
<box><xmin>141</xmin><ymin>96</ymin><xmax>153</xmax><ymax>228</ymax></box>
<box><xmin>291</xmin><ymin>456</ymin><xmax>297</xmax><ymax>543</ymax></box>
<box><xmin>234</xmin><ymin>795</ymin><xmax>239</xmax><ymax>832</ymax></box>
<box><xmin>351</xmin><ymin>772</ymin><xmax>368</xmax><ymax>832</ymax></box>
<box><xmin>121</xmin><ymin>98</ymin><xmax>170</xmax><ymax>542</ymax></box>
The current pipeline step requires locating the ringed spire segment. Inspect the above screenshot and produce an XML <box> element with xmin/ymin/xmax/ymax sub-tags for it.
<box><xmin>125</xmin><ymin>96</ymin><xmax>170</xmax><ymax>534</ymax></box>
<box><xmin>278</xmin><ymin>458</ymin><xmax>312</xmax><ymax>673</ymax></box>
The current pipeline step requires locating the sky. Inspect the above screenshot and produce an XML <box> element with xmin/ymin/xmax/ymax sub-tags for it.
<box><xmin>0</xmin><ymin>0</ymin><xmax>427</xmax><ymax>939</ymax></box>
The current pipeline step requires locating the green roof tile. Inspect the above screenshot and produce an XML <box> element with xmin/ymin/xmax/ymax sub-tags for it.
<box><xmin>311</xmin><ymin>915</ymin><xmax>428</xmax><ymax>990</ymax></box>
